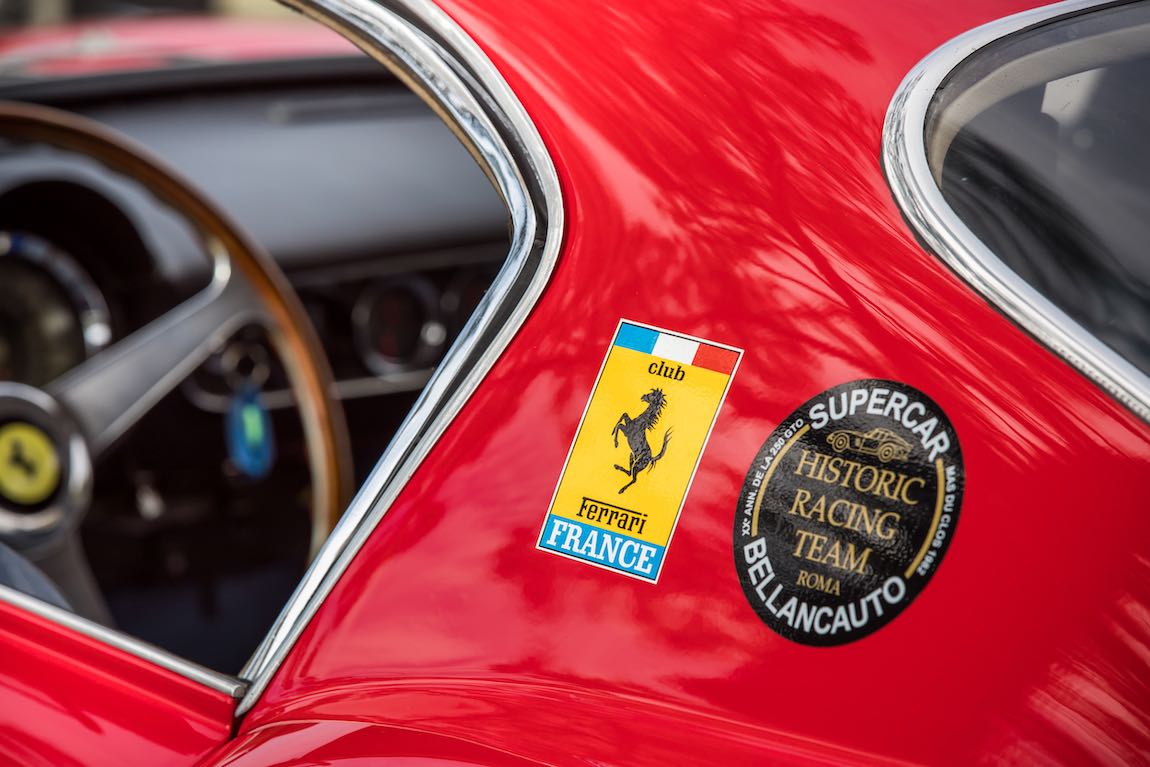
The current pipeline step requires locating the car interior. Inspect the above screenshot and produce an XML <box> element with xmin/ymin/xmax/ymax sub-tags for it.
<box><xmin>0</xmin><ymin>2</ymin><xmax>508</xmax><ymax>674</ymax></box>
<box><xmin>935</xmin><ymin>2</ymin><xmax>1150</xmax><ymax>376</ymax></box>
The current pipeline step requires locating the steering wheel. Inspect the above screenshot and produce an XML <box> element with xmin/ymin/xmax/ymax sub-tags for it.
<box><xmin>0</xmin><ymin>101</ymin><xmax>353</xmax><ymax>623</ymax></box>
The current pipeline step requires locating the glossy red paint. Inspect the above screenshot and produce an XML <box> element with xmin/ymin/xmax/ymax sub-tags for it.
<box><xmin>207</xmin><ymin>721</ymin><xmax>552</xmax><ymax>766</ymax></box>
<box><xmin>0</xmin><ymin>17</ymin><xmax>356</xmax><ymax>77</ymax></box>
<box><xmin>235</xmin><ymin>0</ymin><xmax>1150</xmax><ymax>764</ymax></box>
<box><xmin>0</xmin><ymin>596</ymin><xmax>233</xmax><ymax>767</ymax></box>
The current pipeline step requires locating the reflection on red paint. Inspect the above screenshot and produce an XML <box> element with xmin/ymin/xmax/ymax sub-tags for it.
<box><xmin>232</xmin><ymin>0</ymin><xmax>1150</xmax><ymax>764</ymax></box>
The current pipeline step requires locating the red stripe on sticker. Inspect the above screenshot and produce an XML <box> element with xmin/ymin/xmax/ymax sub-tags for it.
<box><xmin>692</xmin><ymin>344</ymin><xmax>738</xmax><ymax>373</ymax></box>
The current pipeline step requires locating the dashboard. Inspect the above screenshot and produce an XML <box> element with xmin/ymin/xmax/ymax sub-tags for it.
<box><xmin>0</xmin><ymin>58</ymin><xmax>509</xmax><ymax>671</ymax></box>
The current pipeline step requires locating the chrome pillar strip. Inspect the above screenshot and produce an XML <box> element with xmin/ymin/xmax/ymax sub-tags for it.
<box><xmin>0</xmin><ymin>585</ymin><xmax>246</xmax><ymax>697</ymax></box>
<box><xmin>236</xmin><ymin>0</ymin><xmax>563</xmax><ymax>714</ymax></box>
<box><xmin>883</xmin><ymin>0</ymin><xmax>1150</xmax><ymax>422</ymax></box>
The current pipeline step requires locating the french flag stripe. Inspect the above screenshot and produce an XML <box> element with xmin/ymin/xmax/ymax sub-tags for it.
<box><xmin>651</xmin><ymin>333</ymin><xmax>699</xmax><ymax>364</ymax></box>
<box><xmin>614</xmin><ymin>323</ymin><xmax>658</xmax><ymax>353</ymax></box>
<box><xmin>692</xmin><ymin>344</ymin><xmax>739</xmax><ymax>374</ymax></box>
<box><xmin>614</xmin><ymin>321</ymin><xmax>738</xmax><ymax>375</ymax></box>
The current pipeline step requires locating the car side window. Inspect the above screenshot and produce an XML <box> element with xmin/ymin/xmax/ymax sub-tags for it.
<box><xmin>0</xmin><ymin>0</ymin><xmax>520</xmax><ymax>681</ymax></box>
<box><xmin>929</xmin><ymin>3</ymin><xmax>1150</xmax><ymax>376</ymax></box>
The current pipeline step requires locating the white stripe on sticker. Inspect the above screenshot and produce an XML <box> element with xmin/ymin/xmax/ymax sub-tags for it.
<box><xmin>652</xmin><ymin>333</ymin><xmax>699</xmax><ymax>364</ymax></box>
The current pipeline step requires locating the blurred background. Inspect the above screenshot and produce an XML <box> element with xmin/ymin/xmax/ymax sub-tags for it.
<box><xmin>0</xmin><ymin>0</ymin><xmax>348</xmax><ymax>80</ymax></box>
<box><xmin>2</xmin><ymin>0</ymin><xmax>293</xmax><ymax>26</ymax></box>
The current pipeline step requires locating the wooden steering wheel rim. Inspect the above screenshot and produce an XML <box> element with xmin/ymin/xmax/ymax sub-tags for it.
<box><xmin>0</xmin><ymin>100</ymin><xmax>354</xmax><ymax>551</ymax></box>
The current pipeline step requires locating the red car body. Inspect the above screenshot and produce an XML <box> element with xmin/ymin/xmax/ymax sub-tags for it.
<box><xmin>2</xmin><ymin>0</ymin><xmax>1149</xmax><ymax>765</ymax></box>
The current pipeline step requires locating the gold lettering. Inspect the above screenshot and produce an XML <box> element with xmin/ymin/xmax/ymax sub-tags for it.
<box><xmin>790</xmin><ymin>449</ymin><xmax>925</xmax><ymax>506</ymax></box>
<box><xmin>796</xmin><ymin>569</ymin><xmax>842</xmax><ymax>596</ymax></box>
<box><xmin>788</xmin><ymin>491</ymin><xmax>902</xmax><ymax>545</ymax></box>
<box><xmin>840</xmin><ymin>543</ymin><xmax>872</xmax><ymax>574</ymax></box>
<box><xmin>794</xmin><ymin>450</ymin><xmax>820</xmax><ymax>479</ymax></box>
<box><xmin>875</xmin><ymin>469</ymin><xmax>897</xmax><ymax>499</ymax></box>
<box><xmin>821</xmin><ymin>538</ymin><xmax>843</xmax><ymax>569</ymax></box>
<box><xmin>789</xmin><ymin>487</ymin><xmax>811</xmax><ymax>516</ymax></box>
<box><xmin>827</xmin><ymin>499</ymin><xmax>851</xmax><ymax>528</ymax></box>
<box><xmin>792</xmin><ymin>529</ymin><xmax>822</xmax><ymax>559</ymax></box>
<box><xmin>855</xmin><ymin>465</ymin><xmax>878</xmax><ymax>493</ymax></box>
<box><xmin>900</xmin><ymin>477</ymin><xmax>925</xmax><ymax>506</ymax></box>
<box><xmin>793</xmin><ymin>529</ymin><xmax>871</xmax><ymax>574</ymax></box>
<box><xmin>838</xmin><ymin>459</ymin><xmax>861</xmax><ymax>488</ymax></box>
<box><xmin>807</xmin><ymin>494</ymin><xmax>827</xmax><ymax>523</ymax></box>
<box><xmin>876</xmin><ymin>511</ymin><xmax>900</xmax><ymax>541</ymax></box>
<box><xmin>851</xmin><ymin>503</ymin><xmax>877</xmax><ymax>537</ymax></box>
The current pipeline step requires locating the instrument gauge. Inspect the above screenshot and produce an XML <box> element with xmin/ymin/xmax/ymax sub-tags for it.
<box><xmin>0</xmin><ymin>231</ymin><xmax>111</xmax><ymax>387</ymax></box>
<box><xmin>352</xmin><ymin>275</ymin><xmax>445</xmax><ymax>376</ymax></box>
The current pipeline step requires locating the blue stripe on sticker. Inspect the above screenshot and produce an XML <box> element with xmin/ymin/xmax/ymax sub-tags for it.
<box><xmin>614</xmin><ymin>322</ymin><xmax>658</xmax><ymax>354</ymax></box>
<box><xmin>539</xmin><ymin>515</ymin><xmax>664</xmax><ymax>581</ymax></box>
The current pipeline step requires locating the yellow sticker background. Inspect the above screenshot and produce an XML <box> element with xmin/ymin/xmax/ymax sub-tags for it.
<box><xmin>549</xmin><ymin>346</ymin><xmax>734</xmax><ymax>549</ymax></box>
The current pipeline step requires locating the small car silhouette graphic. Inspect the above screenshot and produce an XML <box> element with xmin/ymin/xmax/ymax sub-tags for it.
<box><xmin>826</xmin><ymin>427</ymin><xmax>912</xmax><ymax>463</ymax></box>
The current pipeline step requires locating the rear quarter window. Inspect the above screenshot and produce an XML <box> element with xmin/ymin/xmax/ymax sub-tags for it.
<box><xmin>930</xmin><ymin>2</ymin><xmax>1150</xmax><ymax>377</ymax></box>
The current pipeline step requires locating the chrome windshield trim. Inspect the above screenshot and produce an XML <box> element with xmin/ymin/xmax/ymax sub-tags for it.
<box><xmin>237</xmin><ymin>0</ymin><xmax>563</xmax><ymax>714</ymax></box>
<box><xmin>883</xmin><ymin>0</ymin><xmax>1150</xmax><ymax>422</ymax></box>
<box><xmin>0</xmin><ymin>585</ymin><xmax>246</xmax><ymax>697</ymax></box>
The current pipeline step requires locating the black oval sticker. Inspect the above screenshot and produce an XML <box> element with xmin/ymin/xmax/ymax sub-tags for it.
<box><xmin>734</xmin><ymin>379</ymin><xmax>964</xmax><ymax>645</ymax></box>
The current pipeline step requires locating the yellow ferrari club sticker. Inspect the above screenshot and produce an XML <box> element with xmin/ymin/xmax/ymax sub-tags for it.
<box><xmin>538</xmin><ymin>320</ymin><xmax>742</xmax><ymax>582</ymax></box>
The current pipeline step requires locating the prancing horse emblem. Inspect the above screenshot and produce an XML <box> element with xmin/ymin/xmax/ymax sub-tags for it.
<box><xmin>612</xmin><ymin>388</ymin><xmax>672</xmax><ymax>494</ymax></box>
<box><xmin>8</xmin><ymin>439</ymin><xmax>37</xmax><ymax>478</ymax></box>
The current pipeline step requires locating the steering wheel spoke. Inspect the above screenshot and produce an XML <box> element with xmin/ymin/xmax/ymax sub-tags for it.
<box><xmin>46</xmin><ymin>250</ymin><xmax>266</xmax><ymax>458</ymax></box>
<box><xmin>0</xmin><ymin>101</ymin><xmax>351</xmax><ymax>623</ymax></box>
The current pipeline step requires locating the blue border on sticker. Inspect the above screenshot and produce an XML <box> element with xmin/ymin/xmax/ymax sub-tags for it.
<box><xmin>539</xmin><ymin>514</ymin><xmax>665</xmax><ymax>581</ymax></box>
<box><xmin>614</xmin><ymin>322</ymin><xmax>657</xmax><ymax>354</ymax></box>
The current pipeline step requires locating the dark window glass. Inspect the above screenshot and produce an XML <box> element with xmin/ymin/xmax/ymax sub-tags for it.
<box><xmin>931</xmin><ymin>3</ymin><xmax>1150</xmax><ymax>374</ymax></box>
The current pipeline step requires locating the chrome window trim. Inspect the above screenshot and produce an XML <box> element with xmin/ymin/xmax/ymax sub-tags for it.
<box><xmin>883</xmin><ymin>0</ymin><xmax>1150</xmax><ymax>422</ymax></box>
<box><xmin>0</xmin><ymin>584</ymin><xmax>246</xmax><ymax>697</ymax></box>
<box><xmin>236</xmin><ymin>0</ymin><xmax>563</xmax><ymax>714</ymax></box>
